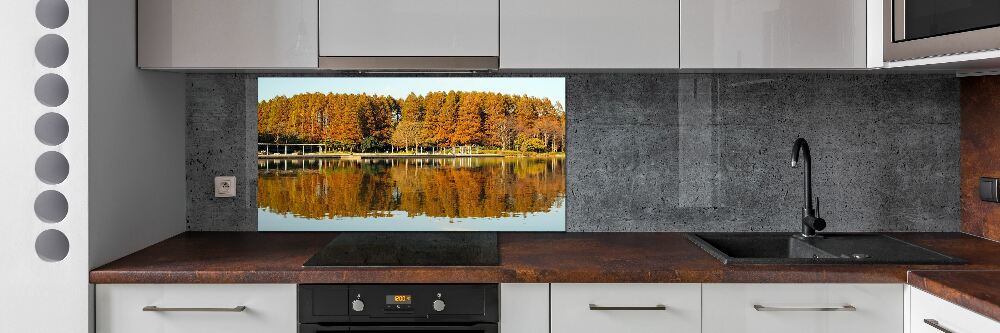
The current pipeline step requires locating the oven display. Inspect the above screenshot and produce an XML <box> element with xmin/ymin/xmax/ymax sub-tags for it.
<box><xmin>386</xmin><ymin>295</ymin><xmax>412</xmax><ymax>305</ymax></box>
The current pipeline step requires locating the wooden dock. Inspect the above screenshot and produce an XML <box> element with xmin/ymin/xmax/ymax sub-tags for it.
<box><xmin>258</xmin><ymin>153</ymin><xmax>504</xmax><ymax>160</ymax></box>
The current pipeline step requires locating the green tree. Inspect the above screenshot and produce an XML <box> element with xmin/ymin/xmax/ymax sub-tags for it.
<box><xmin>360</xmin><ymin>136</ymin><xmax>385</xmax><ymax>153</ymax></box>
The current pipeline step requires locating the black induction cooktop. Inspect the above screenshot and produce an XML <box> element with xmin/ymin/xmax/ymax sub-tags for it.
<box><xmin>303</xmin><ymin>232</ymin><xmax>500</xmax><ymax>267</ymax></box>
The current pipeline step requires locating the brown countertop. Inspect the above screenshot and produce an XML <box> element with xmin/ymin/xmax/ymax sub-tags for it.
<box><xmin>91</xmin><ymin>232</ymin><xmax>1000</xmax><ymax>285</ymax></box>
<box><xmin>908</xmin><ymin>270</ymin><xmax>1000</xmax><ymax>322</ymax></box>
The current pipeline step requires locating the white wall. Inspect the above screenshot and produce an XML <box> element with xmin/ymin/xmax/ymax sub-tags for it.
<box><xmin>88</xmin><ymin>0</ymin><xmax>186</xmax><ymax>270</ymax></box>
<box><xmin>0</xmin><ymin>0</ymin><xmax>90</xmax><ymax>331</ymax></box>
<box><xmin>0</xmin><ymin>0</ymin><xmax>185</xmax><ymax>331</ymax></box>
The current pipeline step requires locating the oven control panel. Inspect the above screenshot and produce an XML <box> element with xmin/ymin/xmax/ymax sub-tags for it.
<box><xmin>299</xmin><ymin>284</ymin><xmax>498</xmax><ymax>324</ymax></box>
<box><xmin>356</xmin><ymin>287</ymin><xmax>450</xmax><ymax>316</ymax></box>
<box><xmin>384</xmin><ymin>294</ymin><xmax>414</xmax><ymax>311</ymax></box>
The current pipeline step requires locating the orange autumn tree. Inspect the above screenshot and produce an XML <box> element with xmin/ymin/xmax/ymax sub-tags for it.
<box><xmin>258</xmin><ymin>91</ymin><xmax>566</xmax><ymax>153</ymax></box>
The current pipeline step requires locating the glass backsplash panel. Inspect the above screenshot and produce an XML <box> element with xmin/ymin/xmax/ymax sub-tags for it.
<box><xmin>256</xmin><ymin>77</ymin><xmax>566</xmax><ymax>231</ymax></box>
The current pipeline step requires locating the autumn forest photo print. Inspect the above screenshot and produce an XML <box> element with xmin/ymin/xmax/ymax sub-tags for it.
<box><xmin>256</xmin><ymin>77</ymin><xmax>567</xmax><ymax>231</ymax></box>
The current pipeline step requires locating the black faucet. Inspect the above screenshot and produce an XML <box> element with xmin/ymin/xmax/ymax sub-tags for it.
<box><xmin>791</xmin><ymin>138</ymin><xmax>826</xmax><ymax>237</ymax></box>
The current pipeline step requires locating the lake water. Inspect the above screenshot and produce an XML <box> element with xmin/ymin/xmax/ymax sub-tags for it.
<box><xmin>257</xmin><ymin>156</ymin><xmax>566</xmax><ymax>231</ymax></box>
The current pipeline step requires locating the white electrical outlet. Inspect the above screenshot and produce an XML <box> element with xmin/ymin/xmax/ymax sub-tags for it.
<box><xmin>215</xmin><ymin>176</ymin><xmax>236</xmax><ymax>198</ymax></box>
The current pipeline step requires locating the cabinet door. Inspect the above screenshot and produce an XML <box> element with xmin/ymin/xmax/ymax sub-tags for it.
<box><xmin>500</xmin><ymin>0</ymin><xmax>680</xmax><ymax>69</ymax></box>
<box><xmin>910</xmin><ymin>287</ymin><xmax>1000</xmax><ymax>333</ymax></box>
<box><xmin>681</xmin><ymin>0</ymin><xmax>868</xmax><ymax>68</ymax></box>
<box><xmin>138</xmin><ymin>0</ymin><xmax>318</xmax><ymax>69</ymax></box>
<box><xmin>550</xmin><ymin>283</ymin><xmax>700</xmax><ymax>333</ymax></box>
<box><xmin>96</xmin><ymin>284</ymin><xmax>297</xmax><ymax>333</ymax></box>
<box><xmin>702</xmin><ymin>284</ymin><xmax>903</xmax><ymax>333</ymax></box>
<box><xmin>319</xmin><ymin>0</ymin><xmax>499</xmax><ymax>57</ymax></box>
<box><xmin>500</xmin><ymin>284</ymin><xmax>549</xmax><ymax>333</ymax></box>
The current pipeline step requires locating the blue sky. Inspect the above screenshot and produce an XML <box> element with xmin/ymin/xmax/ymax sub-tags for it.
<box><xmin>258</xmin><ymin>77</ymin><xmax>565</xmax><ymax>105</ymax></box>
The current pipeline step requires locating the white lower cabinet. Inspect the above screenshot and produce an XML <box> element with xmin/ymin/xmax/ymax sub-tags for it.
<box><xmin>702</xmin><ymin>284</ymin><xmax>903</xmax><ymax>333</ymax></box>
<box><xmin>94</xmin><ymin>282</ymin><xmax>1000</xmax><ymax>333</ymax></box>
<box><xmin>96</xmin><ymin>284</ymin><xmax>297</xmax><ymax>333</ymax></box>
<box><xmin>910</xmin><ymin>287</ymin><xmax>1000</xmax><ymax>333</ymax></box>
<box><xmin>500</xmin><ymin>283</ymin><xmax>550</xmax><ymax>333</ymax></box>
<box><xmin>551</xmin><ymin>283</ymin><xmax>701</xmax><ymax>333</ymax></box>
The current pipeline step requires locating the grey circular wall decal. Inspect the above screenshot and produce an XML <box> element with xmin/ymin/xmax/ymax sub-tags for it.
<box><xmin>35</xmin><ymin>151</ymin><xmax>70</xmax><ymax>185</ymax></box>
<box><xmin>35</xmin><ymin>112</ymin><xmax>69</xmax><ymax>146</ymax></box>
<box><xmin>35</xmin><ymin>229</ymin><xmax>70</xmax><ymax>262</ymax></box>
<box><xmin>35</xmin><ymin>34</ymin><xmax>69</xmax><ymax>68</ymax></box>
<box><xmin>34</xmin><ymin>73</ymin><xmax>69</xmax><ymax>107</ymax></box>
<box><xmin>34</xmin><ymin>190</ymin><xmax>68</xmax><ymax>223</ymax></box>
<box><xmin>36</xmin><ymin>0</ymin><xmax>69</xmax><ymax>29</ymax></box>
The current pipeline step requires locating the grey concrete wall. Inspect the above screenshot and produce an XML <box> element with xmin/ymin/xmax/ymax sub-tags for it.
<box><xmin>186</xmin><ymin>73</ymin><xmax>960</xmax><ymax>232</ymax></box>
<box><xmin>186</xmin><ymin>75</ymin><xmax>257</xmax><ymax>231</ymax></box>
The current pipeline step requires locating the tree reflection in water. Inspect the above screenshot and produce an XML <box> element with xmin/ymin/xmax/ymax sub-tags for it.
<box><xmin>257</xmin><ymin>157</ymin><xmax>565</xmax><ymax>221</ymax></box>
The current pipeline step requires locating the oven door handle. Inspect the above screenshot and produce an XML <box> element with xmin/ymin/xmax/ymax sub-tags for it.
<box><xmin>298</xmin><ymin>324</ymin><xmax>349</xmax><ymax>333</ymax></box>
<box><xmin>347</xmin><ymin>323</ymin><xmax>498</xmax><ymax>332</ymax></box>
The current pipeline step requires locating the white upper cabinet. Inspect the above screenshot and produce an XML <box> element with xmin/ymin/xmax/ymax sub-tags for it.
<box><xmin>134</xmin><ymin>0</ymin><xmax>892</xmax><ymax>70</ymax></box>
<box><xmin>681</xmin><ymin>0</ymin><xmax>878</xmax><ymax>68</ymax></box>
<box><xmin>138</xmin><ymin>0</ymin><xmax>318</xmax><ymax>69</ymax></box>
<box><xmin>500</xmin><ymin>0</ymin><xmax>680</xmax><ymax>69</ymax></box>
<box><xmin>319</xmin><ymin>0</ymin><xmax>499</xmax><ymax>57</ymax></box>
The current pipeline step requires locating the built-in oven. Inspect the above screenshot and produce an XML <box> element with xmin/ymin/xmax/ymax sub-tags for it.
<box><xmin>884</xmin><ymin>0</ymin><xmax>1000</xmax><ymax>61</ymax></box>
<box><xmin>299</xmin><ymin>284</ymin><xmax>499</xmax><ymax>333</ymax></box>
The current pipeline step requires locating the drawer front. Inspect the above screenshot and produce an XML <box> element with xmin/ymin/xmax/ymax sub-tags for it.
<box><xmin>703</xmin><ymin>283</ymin><xmax>903</xmax><ymax>333</ymax></box>
<box><xmin>96</xmin><ymin>284</ymin><xmax>296</xmax><ymax>333</ymax></box>
<box><xmin>551</xmin><ymin>283</ymin><xmax>700</xmax><ymax>333</ymax></box>
<box><xmin>910</xmin><ymin>287</ymin><xmax>1000</xmax><ymax>333</ymax></box>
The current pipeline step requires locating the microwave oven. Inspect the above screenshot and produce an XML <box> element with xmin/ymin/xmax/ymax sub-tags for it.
<box><xmin>884</xmin><ymin>0</ymin><xmax>1000</xmax><ymax>62</ymax></box>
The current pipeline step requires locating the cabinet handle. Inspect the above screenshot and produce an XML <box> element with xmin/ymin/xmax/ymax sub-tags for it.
<box><xmin>753</xmin><ymin>304</ymin><xmax>856</xmax><ymax>312</ymax></box>
<box><xmin>143</xmin><ymin>306</ymin><xmax>247</xmax><ymax>312</ymax></box>
<box><xmin>923</xmin><ymin>319</ymin><xmax>955</xmax><ymax>333</ymax></box>
<box><xmin>589</xmin><ymin>304</ymin><xmax>667</xmax><ymax>311</ymax></box>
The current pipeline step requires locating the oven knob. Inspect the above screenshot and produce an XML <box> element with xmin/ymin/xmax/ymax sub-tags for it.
<box><xmin>432</xmin><ymin>299</ymin><xmax>446</xmax><ymax>312</ymax></box>
<box><xmin>351</xmin><ymin>299</ymin><xmax>365</xmax><ymax>312</ymax></box>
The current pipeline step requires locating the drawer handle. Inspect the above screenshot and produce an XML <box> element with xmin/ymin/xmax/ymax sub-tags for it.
<box><xmin>589</xmin><ymin>304</ymin><xmax>667</xmax><ymax>311</ymax></box>
<box><xmin>143</xmin><ymin>306</ymin><xmax>247</xmax><ymax>312</ymax></box>
<box><xmin>923</xmin><ymin>319</ymin><xmax>955</xmax><ymax>333</ymax></box>
<box><xmin>753</xmin><ymin>304</ymin><xmax>856</xmax><ymax>312</ymax></box>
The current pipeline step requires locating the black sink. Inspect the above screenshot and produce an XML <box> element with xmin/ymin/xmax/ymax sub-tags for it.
<box><xmin>686</xmin><ymin>233</ymin><xmax>965</xmax><ymax>265</ymax></box>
